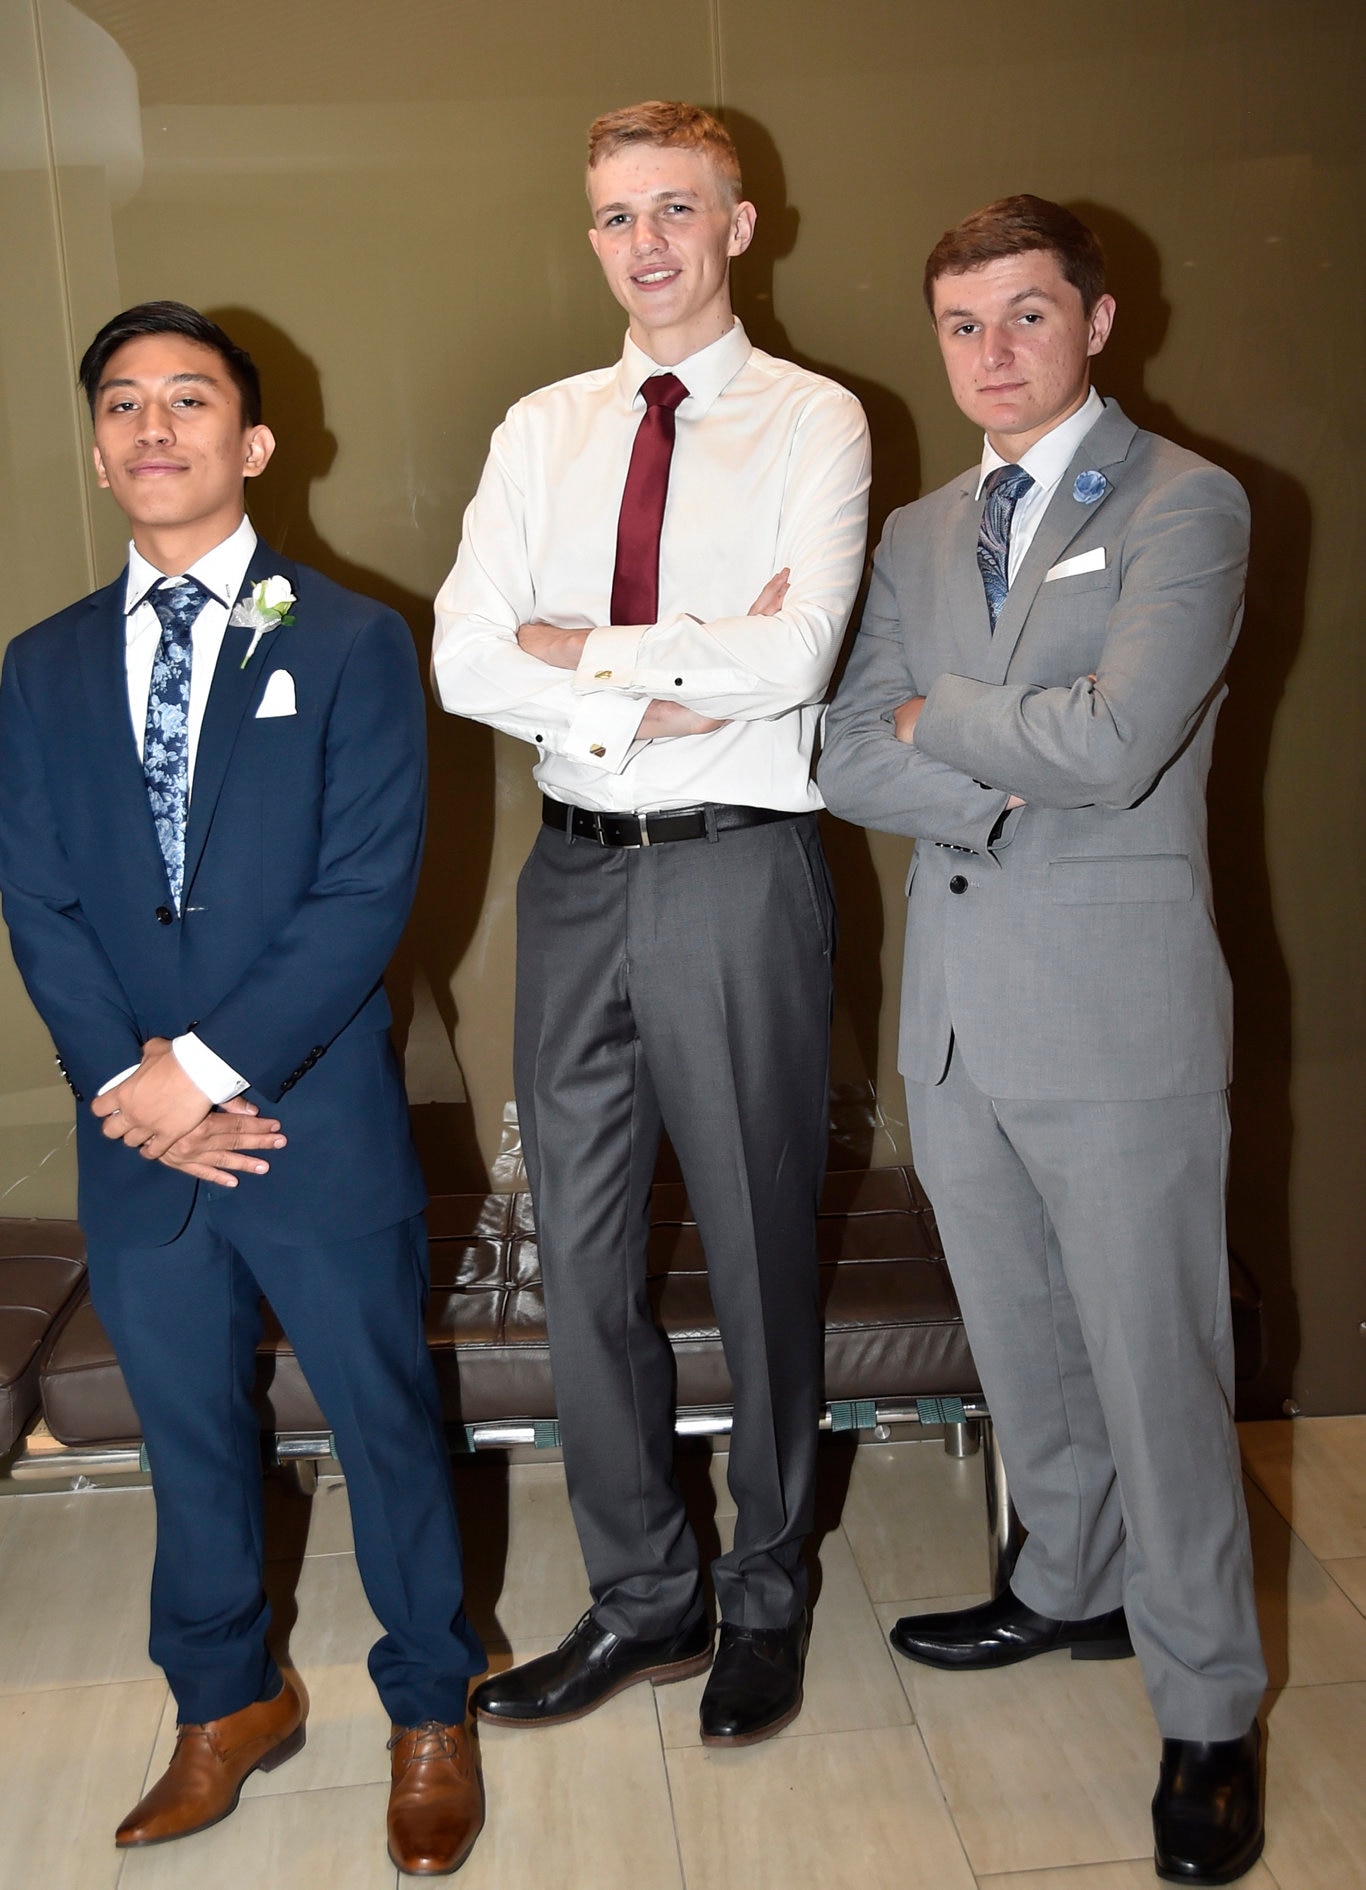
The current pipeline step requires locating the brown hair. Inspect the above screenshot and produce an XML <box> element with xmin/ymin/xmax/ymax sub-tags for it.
<box><xmin>922</xmin><ymin>195</ymin><xmax>1106</xmax><ymax>316</ymax></box>
<box><xmin>586</xmin><ymin>101</ymin><xmax>742</xmax><ymax>205</ymax></box>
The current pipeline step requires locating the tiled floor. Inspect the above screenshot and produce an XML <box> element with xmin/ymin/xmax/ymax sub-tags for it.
<box><xmin>0</xmin><ymin>1417</ymin><xmax>1362</xmax><ymax>1890</ymax></box>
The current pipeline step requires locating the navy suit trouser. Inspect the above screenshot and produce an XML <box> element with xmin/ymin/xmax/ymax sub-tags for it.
<box><xmin>87</xmin><ymin>1195</ymin><xmax>484</xmax><ymax>1726</ymax></box>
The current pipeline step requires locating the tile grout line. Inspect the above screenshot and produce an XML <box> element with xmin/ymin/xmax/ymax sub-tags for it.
<box><xmin>653</xmin><ymin>1686</ymin><xmax>692</xmax><ymax>1890</ymax></box>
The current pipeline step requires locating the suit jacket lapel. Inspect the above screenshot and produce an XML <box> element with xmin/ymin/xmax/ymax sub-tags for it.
<box><xmin>76</xmin><ymin>575</ymin><xmax>174</xmax><ymax>894</ymax></box>
<box><xmin>986</xmin><ymin>400</ymin><xmax>1138</xmax><ymax>683</ymax></box>
<box><xmin>182</xmin><ymin>543</ymin><xmax>299</xmax><ymax>900</ymax></box>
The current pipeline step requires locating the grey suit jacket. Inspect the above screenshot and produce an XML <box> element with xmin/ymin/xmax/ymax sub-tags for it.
<box><xmin>819</xmin><ymin>399</ymin><xmax>1248</xmax><ymax>1102</ymax></box>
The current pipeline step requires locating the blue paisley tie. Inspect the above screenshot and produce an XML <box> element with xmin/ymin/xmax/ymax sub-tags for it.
<box><xmin>142</xmin><ymin>575</ymin><xmax>210</xmax><ymax>909</ymax></box>
<box><xmin>976</xmin><ymin>463</ymin><xmax>1034</xmax><ymax>630</ymax></box>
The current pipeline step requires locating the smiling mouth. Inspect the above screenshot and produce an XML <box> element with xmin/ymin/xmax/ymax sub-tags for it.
<box><xmin>632</xmin><ymin>269</ymin><xmax>679</xmax><ymax>287</ymax></box>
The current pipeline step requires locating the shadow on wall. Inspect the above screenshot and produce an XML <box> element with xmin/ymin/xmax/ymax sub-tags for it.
<box><xmin>1070</xmin><ymin>205</ymin><xmax>1308</xmax><ymax>1418</ymax></box>
<box><xmin>723</xmin><ymin>109</ymin><xmax>923</xmax><ymax>1165</ymax></box>
<box><xmin>207</xmin><ymin>306</ymin><xmax>494</xmax><ymax>1192</ymax></box>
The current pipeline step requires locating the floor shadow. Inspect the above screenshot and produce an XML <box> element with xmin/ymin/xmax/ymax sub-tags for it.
<box><xmin>208</xmin><ymin>306</ymin><xmax>494</xmax><ymax>1194</ymax></box>
<box><xmin>721</xmin><ymin>110</ymin><xmax>920</xmax><ymax>1162</ymax></box>
<box><xmin>1068</xmin><ymin>207</ymin><xmax>1309</xmax><ymax>1418</ymax></box>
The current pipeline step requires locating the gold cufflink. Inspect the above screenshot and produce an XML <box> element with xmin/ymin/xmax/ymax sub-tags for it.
<box><xmin>595</xmin><ymin>668</ymin><xmax>612</xmax><ymax>680</ymax></box>
<box><xmin>589</xmin><ymin>743</ymin><xmax>606</xmax><ymax>757</ymax></box>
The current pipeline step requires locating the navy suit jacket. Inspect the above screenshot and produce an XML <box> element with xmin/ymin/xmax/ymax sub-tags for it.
<box><xmin>0</xmin><ymin>539</ymin><xmax>427</xmax><ymax>1248</ymax></box>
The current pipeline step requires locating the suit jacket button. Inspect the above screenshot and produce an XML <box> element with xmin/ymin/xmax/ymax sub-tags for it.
<box><xmin>154</xmin><ymin>904</ymin><xmax>173</xmax><ymax>925</ymax></box>
<box><xmin>949</xmin><ymin>875</ymin><xmax>968</xmax><ymax>895</ymax></box>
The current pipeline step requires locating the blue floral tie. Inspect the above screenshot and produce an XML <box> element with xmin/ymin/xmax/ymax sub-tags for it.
<box><xmin>976</xmin><ymin>463</ymin><xmax>1035</xmax><ymax>631</ymax></box>
<box><xmin>142</xmin><ymin>575</ymin><xmax>210</xmax><ymax>909</ymax></box>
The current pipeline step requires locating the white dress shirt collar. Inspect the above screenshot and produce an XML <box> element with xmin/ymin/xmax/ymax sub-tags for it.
<box><xmin>617</xmin><ymin>320</ymin><xmax>753</xmax><ymax>419</ymax></box>
<box><xmin>975</xmin><ymin>386</ymin><xmax>1105</xmax><ymax>499</ymax></box>
<box><xmin>124</xmin><ymin>513</ymin><xmax>259</xmax><ymax>616</ymax></box>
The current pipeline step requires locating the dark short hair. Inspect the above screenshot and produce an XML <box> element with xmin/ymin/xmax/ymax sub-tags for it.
<box><xmin>78</xmin><ymin>301</ymin><xmax>262</xmax><ymax>426</ymax></box>
<box><xmin>923</xmin><ymin>195</ymin><xmax>1107</xmax><ymax>316</ymax></box>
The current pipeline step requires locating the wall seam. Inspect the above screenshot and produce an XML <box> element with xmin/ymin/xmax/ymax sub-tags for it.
<box><xmin>31</xmin><ymin>0</ymin><xmax>99</xmax><ymax>593</ymax></box>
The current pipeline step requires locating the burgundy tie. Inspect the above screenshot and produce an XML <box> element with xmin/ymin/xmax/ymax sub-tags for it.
<box><xmin>610</xmin><ymin>372</ymin><xmax>689</xmax><ymax>625</ymax></box>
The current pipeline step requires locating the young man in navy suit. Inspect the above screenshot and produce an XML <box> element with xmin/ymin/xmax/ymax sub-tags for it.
<box><xmin>0</xmin><ymin>304</ymin><xmax>484</xmax><ymax>1875</ymax></box>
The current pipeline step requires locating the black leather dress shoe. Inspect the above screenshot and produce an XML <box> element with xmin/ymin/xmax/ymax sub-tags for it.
<box><xmin>1153</xmin><ymin>1722</ymin><xmax>1264</xmax><ymax>1885</ymax></box>
<box><xmin>699</xmin><ymin>1615</ymin><xmax>809</xmax><ymax>1747</ymax></box>
<box><xmin>889</xmin><ymin>1588</ymin><xmax>1133</xmax><ymax>1669</ymax></box>
<box><xmin>471</xmin><ymin>1610</ymin><xmax>712</xmax><ymax>1727</ymax></box>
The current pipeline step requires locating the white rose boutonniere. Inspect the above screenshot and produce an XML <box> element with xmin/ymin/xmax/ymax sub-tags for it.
<box><xmin>230</xmin><ymin>575</ymin><xmax>297</xmax><ymax>667</ymax></box>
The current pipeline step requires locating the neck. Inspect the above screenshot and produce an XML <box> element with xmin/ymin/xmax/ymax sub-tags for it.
<box><xmin>128</xmin><ymin>507</ymin><xmax>246</xmax><ymax>577</ymax></box>
<box><xmin>629</xmin><ymin>301</ymin><xmax>735</xmax><ymax>369</ymax></box>
<box><xmin>986</xmin><ymin>381</ymin><xmax>1093</xmax><ymax>463</ymax></box>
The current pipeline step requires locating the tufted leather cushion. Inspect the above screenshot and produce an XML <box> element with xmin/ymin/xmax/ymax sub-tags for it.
<box><xmin>0</xmin><ymin>1220</ymin><xmax>87</xmax><ymax>1456</ymax></box>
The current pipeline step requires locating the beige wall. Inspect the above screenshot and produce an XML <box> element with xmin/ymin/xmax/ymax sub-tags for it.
<box><xmin>0</xmin><ymin>0</ymin><xmax>1361</xmax><ymax>1413</ymax></box>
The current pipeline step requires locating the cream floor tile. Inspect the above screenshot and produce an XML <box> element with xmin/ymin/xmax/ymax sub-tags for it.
<box><xmin>116</xmin><ymin>1780</ymin><xmax>397</xmax><ymax>1890</ymax></box>
<box><xmin>468</xmin><ymin>1460</ymin><xmax>592</xmax><ymax>1648</ymax></box>
<box><xmin>262</xmin><ymin>1472</ymin><xmax>356</xmax><ymax>1560</ymax></box>
<box><xmin>0</xmin><ymin>1488</ymin><xmax>158</xmax><ymax>1692</ymax></box>
<box><xmin>874</xmin><ymin>1600</ymin><xmax>1157</xmax><ymax>1875</ymax></box>
<box><xmin>838</xmin><ymin>1440</ymin><xmax>991</xmax><ymax>1602</ymax></box>
<box><xmin>655</xmin><ymin>1525</ymin><xmax>912</xmax><ymax>1747</ymax></box>
<box><xmin>979</xmin><ymin>1861</ymin><xmax>1282</xmax><ymax>1889</ymax></box>
<box><xmin>1246</xmin><ymin>1477</ymin><xmax>1366</xmax><ymax>1688</ymax></box>
<box><xmin>708</xmin><ymin>1446</ymin><xmax>738</xmax><ymax>1519</ymax></box>
<box><xmin>1240</xmin><ymin>1417</ymin><xmax>1366</xmax><ymax>1561</ymax></box>
<box><xmin>466</xmin><ymin>1676</ymin><xmax>682</xmax><ymax>1890</ymax></box>
<box><xmin>667</xmin><ymin>1723</ymin><xmax>976</xmax><ymax>1890</ymax></box>
<box><xmin>1324</xmin><ymin>1556</ymin><xmax>1366</xmax><ymax>1616</ymax></box>
<box><xmin>1262</xmin><ymin>1682</ymin><xmax>1366</xmax><ymax>1890</ymax></box>
<box><xmin>0</xmin><ymin>1677</ymin><xmax>166</xmax><ymax>1889</ymax></box>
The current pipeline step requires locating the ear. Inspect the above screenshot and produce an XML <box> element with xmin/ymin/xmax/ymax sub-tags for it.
<box><xmin>728</xmin><ymin>199</ymin><xmax>757</xmax><ymax>260</ymax></box>
<box><xmin>587</xmin><ymin>226</ymin><xmax>602</xmax><ymax>264</ymax></box>
<box><xmin>1087</xmin><ymin>293</ymin><xmax>1117</xmax><ymax>358</ymax></box>
<box><xmin>242</xmin><ymin>424</ymin><xmax>276</xmax><ymax>480</ymax></box>
<box><xmin>91</xmin><ymin>441</ymin><xmax>110</xmax><ymax>490</ymax></box>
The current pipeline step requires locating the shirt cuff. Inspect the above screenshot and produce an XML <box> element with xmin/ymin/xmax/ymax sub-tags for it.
<box><xmin>97</xmin><ymin>1064</ymin><xmax>140</xmax><ymax>1096</ymax></box>
<box><xmin>172</xmin><ymin>1033</ymin><xmax>249</xmax><ymax>1106</ymax></box>
<box><xmin>572</xmin><ymin>624</ymin><xmax>648</xmax><ymax>694</ymax></box>
<box><xmin>562</xmin><ymin>689</ymin><xmax>649</xmax><ymax>772</ymax></box>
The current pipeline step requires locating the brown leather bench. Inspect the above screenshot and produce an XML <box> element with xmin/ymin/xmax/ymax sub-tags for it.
<box><xmin>0</xmin><ymin>1220</ymin><xmax>89</xmax><ymax>1459</ymax></box>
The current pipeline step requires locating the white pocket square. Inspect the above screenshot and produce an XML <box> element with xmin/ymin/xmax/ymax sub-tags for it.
<box><xmin>255</xmin><ymin>669</ymin><xmax>296</xmax><ymax>718</ymax></box>
<box><xmin>1044</xmin><ymin>546</ymin><xmax>1107</xmax><ymax>582</ymax></box>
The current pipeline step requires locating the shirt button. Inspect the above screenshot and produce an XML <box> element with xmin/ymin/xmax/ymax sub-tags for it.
<box><xmin>949</xmin><ymin>875</ymin><xmax>968</xmax><ymax>895</ymax></box>
<box><xmin>589</xmin><ymin>743</ymin><xmax>606</xmax><ymax>758</ymax></box>
<box><xmin>154</xmin><ymin>904</ymin><xmax>174</xmax><ymax>924</ymax></box>
<box><xmin>674</xmin><ymin>677</ymin><xmax>683</xmax><ymax>686</ymax></box>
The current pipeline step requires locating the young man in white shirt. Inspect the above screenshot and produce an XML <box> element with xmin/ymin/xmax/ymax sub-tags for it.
<box><xmin>434</xmin><ymin>101</ymin><xmax>869</xmax><ymax>1746</ymax></box>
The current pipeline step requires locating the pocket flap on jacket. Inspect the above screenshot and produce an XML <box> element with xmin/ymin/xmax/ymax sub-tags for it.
<box><xmin>1048</xmin><ymin>854</ymin><xmax>1194</xmax><ymax>904</ymax></box>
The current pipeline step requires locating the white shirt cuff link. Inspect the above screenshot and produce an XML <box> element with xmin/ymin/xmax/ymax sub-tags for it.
<box><xmin>563</xmin><ymin>689</ymin><xmax>649</xmax><ymax>770</ymax></box>
<box><xmin>172</xmin><ymin>1033</ymin><xmax>250</xmax><ymax>1105</ymax></box>
<box><xmin>572</xmin><ymin>624</ymin><xmax>646</xmax><ymax>694</ymax></box>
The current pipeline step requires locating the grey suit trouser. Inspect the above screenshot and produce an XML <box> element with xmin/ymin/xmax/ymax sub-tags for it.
<box><xmin>906</xmin><ymin>1044</ymin><xmax>1266</xmax><ymax>1741</ymax></box>
<box><xmin>514</xmin><ymin>812</ymin><xmax>834</xmax><ymax>1638</ymax></box>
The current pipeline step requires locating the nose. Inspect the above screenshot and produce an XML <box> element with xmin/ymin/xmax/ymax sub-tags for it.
<box><xmin>980</xmin><ymin>323</ymin><xmax>1014</xmax><ymax>371</ymax></box>
<box><xmin>631</xmin><ymin>213</ymin><xmax>665</xmax><ymax>254</ymax></box>
<box><xmin>135</xmin><ymin>401</ymin><xmax>174</xmax><ymax>446</ymax></box>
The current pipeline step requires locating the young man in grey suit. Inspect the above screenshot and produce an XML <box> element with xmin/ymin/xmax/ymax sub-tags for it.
<box><xmin>820</xmin><ymin>197</ymin><xmax>1265</xmax><ymax>1887</ymax></box>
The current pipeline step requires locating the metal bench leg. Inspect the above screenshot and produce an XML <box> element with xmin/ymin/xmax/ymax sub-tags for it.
<box><xmin>943</xmin><ymin>1419</ymin><xmax>981</xmax><ymax>1458</ymax></box>
<box><xmin>981</xmin><ymin>1417</ymin><xmax>1024</xmax><ymax>1596</ymax></box>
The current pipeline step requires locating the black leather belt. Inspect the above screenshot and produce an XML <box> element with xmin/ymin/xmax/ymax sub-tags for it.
<box><xmin>542</xmin><ymin>795</ymin><xmax>801</xmax><ymax>848</ymax></box>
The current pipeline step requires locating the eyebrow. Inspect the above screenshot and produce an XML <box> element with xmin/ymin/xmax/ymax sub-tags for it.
<box><xmin>595</xmin><ymin>187</ymin><xmax>705</xmax><ymax>217</ymax></box>
<box><xmin>97</xmin><ymin>370</ymin><xmax>222</xmax><ymax>395</ymax></box>
<box><xmin>937</xmin><ymin>286</ymin><xmax>1059</xmax><ymax>323</ymax></box>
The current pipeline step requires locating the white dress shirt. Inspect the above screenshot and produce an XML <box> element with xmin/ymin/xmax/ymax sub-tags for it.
<box><xmin>976</xmin><ymin>386</ymin><xmax>1105</xmax><ymax>582</ymax></box>
<box><xmin>104</xmin><ymin>516</ymin><xmax>257</xmax><ymax>1104</ymax></box>
<box><xmin>433</xmin><ymin>321</ymin><xmax>871</xmax><ymax>814</ymax></box>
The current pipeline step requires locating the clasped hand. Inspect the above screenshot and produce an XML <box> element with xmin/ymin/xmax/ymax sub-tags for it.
<box><xmin>515</xmin><ymin>569</ymin><xmax>791</xmax><ymax>738</ymax></box>
<box><xmin>91</xmin><ymin>1037</ymin><xmax>285</xmax><ymax>1186</ymax></box>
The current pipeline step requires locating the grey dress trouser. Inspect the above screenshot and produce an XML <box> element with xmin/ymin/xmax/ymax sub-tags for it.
<box><xmin>514</xmin><ymin>811</ymin><xmax>835</xmax><ymax>1637</ymax></box>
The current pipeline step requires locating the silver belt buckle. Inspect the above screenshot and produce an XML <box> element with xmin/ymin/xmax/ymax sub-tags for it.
<box><xmin>637</xmin><ymin>812</ymin><xmax>651</xmax><ymax>847</ymax></box>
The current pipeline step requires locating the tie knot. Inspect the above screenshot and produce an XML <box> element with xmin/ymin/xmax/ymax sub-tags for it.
<box><xmin>147</xmin><ymin>575</ymin><xmax>211</xmax><ymax>641</ymax></box>
<box><xmin>639</xmin><ymin>373</ymin><xmax>688</xmax><ymax>413</ymax></box>
<box><xmin>981</xmin><ymin>463</ymin><xmax>1033</xmax><ymax>506</ymax></box>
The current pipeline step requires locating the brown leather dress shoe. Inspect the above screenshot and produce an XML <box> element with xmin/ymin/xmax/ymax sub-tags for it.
<box><xmin>387</xmin><ymin>1720</ymin><xmax>485</xmax><ymax>1876</ymax></box>
<box><xmin>115</xmin><ymin>1675</ymin><xmax>306</xmax><ymax>1847</ymax></box>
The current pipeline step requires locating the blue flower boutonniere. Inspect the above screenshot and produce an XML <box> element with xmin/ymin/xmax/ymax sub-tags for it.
<box><xmin>1073</xmin><ymin>470</ymin><xmax>1108</xmax><ymax>505</ymax></box>
<box><xmin>229</xmin><ymin>575</ymin><xmax>297</xmax><ymax>667</ymax></box>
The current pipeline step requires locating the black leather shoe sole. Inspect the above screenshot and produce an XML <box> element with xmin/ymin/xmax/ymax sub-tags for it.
<box><xmin>1154</xmin><ymin>1828</ymin><xmax>1265</xmax><ymax>1886</ymax></box>
<box><xmin>889</xmin><ymin>1618</ymin><xmax>1133</xmax><ymax>1671</ymax></box>
<box><xmin>473</xmin><ymin>1645</ymin><xmax>712</xmax><ymax>1729</ymax></box>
